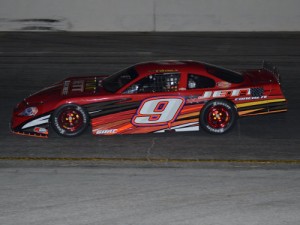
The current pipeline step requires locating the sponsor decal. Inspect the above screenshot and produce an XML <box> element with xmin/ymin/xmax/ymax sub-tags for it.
<box><xmin>96</xmin><ymin>129</ymin><xmax>118</xmax><ymax>134</ymax></box>
<box><xmin>63</xmin><ymin>79</ymin><xmax>97</xmax><ymax>95</ymax></box>
<box><xmin>217</xmin><ymin>81</ymin><xmax>231</xmax><ymax>88</ymax></box>
<box><xmin>33</xmin><ymin>127</ymin><xmax>48</xmax><ymax>134</ymax></box>
<box><xmin>235</xmin><ymin>96</ymin><xmax>267</xmax><ymax>101</ymax></box>
<box><xmin>149</xmin><ymin>69</ymin><xmax>178</xmax><ymax>73</ymax></box>
<box><xmin>19</xmin><ymin>106</ymin><xmax>38</xmax><ymax>116</ymax></box>
<box><xmin>71</xmin><ymin>80</ymin><xmax>84</xmax><ymax>92</ymax></box>
<box><xmin>84</xmin><ymin>79</ymin><xmax>97</xmax><ymax>91</ymax></box>
<box><xmin>186</xmin><ymin>88</ymin><xmax>251</xmax><ymax>104</ymax></box>
<box><xmin>62</xmin><ymin>80</ymin><xmax>70</xmax><ymax>95</ymax></box>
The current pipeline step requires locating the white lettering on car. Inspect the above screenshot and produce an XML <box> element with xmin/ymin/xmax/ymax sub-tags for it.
<box><xmin>62</xmin><ymin>80</ymin><xmax>70</xmax><ymax>95</ymax></box>
<box><xmin>96</xmin><ymin>129</ymin><xmax>118</xmax><ymax>134</ymax></box>
<box><xmin>72</xmin><ymin>80</ymin><xmax>84</xmax><ymax>92</ymax></box>
<box><xmin>187</xmin><ymin>88</ymin><xmax>252</xmax><ymax>104</ymax></box>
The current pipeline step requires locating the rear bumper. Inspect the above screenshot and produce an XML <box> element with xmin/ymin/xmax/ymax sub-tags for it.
<box><xmin>237</xmin><ymin>98</ymin><xmax>287</xmax><ymax>117</ymax></box>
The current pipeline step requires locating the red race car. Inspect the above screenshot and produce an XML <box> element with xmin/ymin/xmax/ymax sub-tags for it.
<box><xmin>11</xmin><ymin>60</ymin><xmax>287</xmax><ymax>138</ymax></box>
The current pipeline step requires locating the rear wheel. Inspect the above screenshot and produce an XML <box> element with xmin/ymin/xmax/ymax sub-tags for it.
<box><xmin>51</xmin><ymin>104</ymin><xmax>89</xmax><ymax>137</ymax></box>
<box><xmin>200</xmin><ymin>99</ymin><xmax>237</xmax><ymax>134</ymax></box>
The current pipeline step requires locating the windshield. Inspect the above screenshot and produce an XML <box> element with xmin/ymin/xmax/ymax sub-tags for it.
<box><xmin>102</xmin><ymin>66</ymin><xmax>138</xmax><ymax>93</ymax></box>
<box><xmin>205</xmin><ymin>64</ymin><xmax>244</xmax><ymax>83</ymax></box>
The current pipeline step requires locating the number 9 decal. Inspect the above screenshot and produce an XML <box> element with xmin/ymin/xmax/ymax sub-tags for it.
<box><xmin>132</xmin><ymin>97</ymin><xmax>185</xmax><ymax>126</ymax></box>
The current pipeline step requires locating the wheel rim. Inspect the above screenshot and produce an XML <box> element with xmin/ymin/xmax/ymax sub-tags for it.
<box><xmin>58</xmin><ymin>108</ymin><xmax>83</xmax><ymax>132</ymax></box>
<box><xmin>207</xmin><ymin>105</ymin><xmax>230</xmax><ymax>129</ymax></box>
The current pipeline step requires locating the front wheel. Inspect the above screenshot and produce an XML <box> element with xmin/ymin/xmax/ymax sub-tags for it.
<box><xmin>200</xmin><ymin>99</ymin><xmax>237</xmax><ymax>134</ymax></box>
<box><xmin>51</xmin><ymin>104</ymin><xmax>89</xmax><ymax>137</ymax></box>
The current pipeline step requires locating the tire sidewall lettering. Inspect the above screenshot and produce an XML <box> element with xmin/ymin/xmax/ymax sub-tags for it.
<box><xmin>200</xmin><ymin>99</ymin><xmax>236</xmax><ymax>134</ymax></box>
<box><xmin>51</xmin><ymin>104</ymin><xmax>89</xmax><ymax>137</ymax></box>
<box><xmin>205</xmin><ymin>125</ymin><xmax>225</xmax><ymax>133</ymax></box>
<box><xmin>75</xmin><ymin>106</ymin><xmax>88</xmax><ymax>123</ymax></box>
<box><xmin>212</xmin><ymin>101</ymin><xmax>231</xmax><ymax>109</ymax></box>
<box><xmin>53</xmin><ymin>116</ymin><xmax>66</xmax><ymax>134</ymax></box>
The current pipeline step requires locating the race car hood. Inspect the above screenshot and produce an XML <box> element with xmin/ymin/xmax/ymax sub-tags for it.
<box><xmin>60</xmin><ymin>76</ymin><xmax>103</xmax><ymax>97</ymax></box>
<box><xmin>25</xmin><ymin>76</ymin><xmax>107</xmax><ymax>104</ymax></box>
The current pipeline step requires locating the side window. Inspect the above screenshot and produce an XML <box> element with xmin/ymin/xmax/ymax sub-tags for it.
<box><xmin>124</xmin><ymin>73</ymin><xmax>180</xmax><ymax>94</ymax></box>
<box><xmin>187</xmin><ymin>74</ymin><xmax>215</xmax><ymax>89</ymax></box>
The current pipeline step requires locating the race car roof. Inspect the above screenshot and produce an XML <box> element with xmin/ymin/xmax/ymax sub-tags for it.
<box><xmin>134</xmin><ymin>60</ymin><xmax>243</xmax><ymax>83</ymax></box>
<box><xmin>134</xmin><ymin>60</ymin><xmax>205</xmax><ymax>75</ymax></box>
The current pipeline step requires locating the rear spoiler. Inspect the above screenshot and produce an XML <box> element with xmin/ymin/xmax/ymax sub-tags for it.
<box><xmin>262</xmin><ymin>60</ymin><xmax>280</xmax><ymax>83</ymax></box>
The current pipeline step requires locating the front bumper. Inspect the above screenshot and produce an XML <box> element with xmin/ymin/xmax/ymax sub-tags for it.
<box><xmin>10</xmin><ymin>115</ymin><xmax>50</xmax><ymax>138</ymax></box>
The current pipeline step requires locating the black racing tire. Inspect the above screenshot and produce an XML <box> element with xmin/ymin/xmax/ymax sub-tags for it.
<box><xmin>200</xmin><ymin>99</ymin><xmax>237</xmax><ymax>134</ymax></box>
<box><xmin>51</xmin><ymin>104</ymin><xmax>89</xmax><ymax>137</ymax></box>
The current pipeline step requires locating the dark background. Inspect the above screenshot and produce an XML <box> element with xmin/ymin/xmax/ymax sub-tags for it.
<box><xmin>0</xmin><ymin>32</ymin><xmax>299</xmax><ymax>161</ymax></box>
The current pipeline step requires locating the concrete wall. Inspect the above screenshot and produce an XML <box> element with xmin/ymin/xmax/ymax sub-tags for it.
<box><xmin>0</xmin><ymin>0</ymin><xmax>300</xmax><ymax>31</ymax></box>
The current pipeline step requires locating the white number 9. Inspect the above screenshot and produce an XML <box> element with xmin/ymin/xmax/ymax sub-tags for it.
<box><xmin>132</xmin><ymin>97</ymin><xmax>185</xmax><ymax>126</ymax></box>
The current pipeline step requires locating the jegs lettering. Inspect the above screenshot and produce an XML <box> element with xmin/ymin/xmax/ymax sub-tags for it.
<box><xmin>186</xmin><ymin>88</ymin><xmax>252</xmax><ymax>104</ymax></box>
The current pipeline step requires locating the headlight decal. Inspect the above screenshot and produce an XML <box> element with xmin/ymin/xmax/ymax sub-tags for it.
<box><xmin>19</xmin><ymin>107</ymin><xmax>38</xmax><ymax>116</ymax></box>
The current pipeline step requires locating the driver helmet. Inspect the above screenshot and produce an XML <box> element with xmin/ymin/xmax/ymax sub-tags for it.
<box><xmin>188</xmin><ymin>78</ymin><xmax>196</xmax><ymax>89</ymax></box>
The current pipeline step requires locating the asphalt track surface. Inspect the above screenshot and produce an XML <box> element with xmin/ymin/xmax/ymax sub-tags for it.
<box><xmin>0</xmin><ymin>32</ymin><xmax>300</xmax><ymax>162</ymax></box>
<box><xmin>1</xmin><ymin>166</ymin><xmax>300</xmax><ymax>225</ymax></box>
<box><xmin>1</xmin><ymin>32</ymin><xmax>300</xmax><ymax>225</ymax></box>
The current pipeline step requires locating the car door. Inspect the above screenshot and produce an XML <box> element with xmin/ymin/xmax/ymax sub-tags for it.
<box><xmin>116</xmin><ymin>72</ymin><xmax>187</xmax><ymax>134</ymax></box>
<box><xmin>164</xmin><ymin>73</ymin><xmax>218</xmax><ymax>132</ymax></box>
